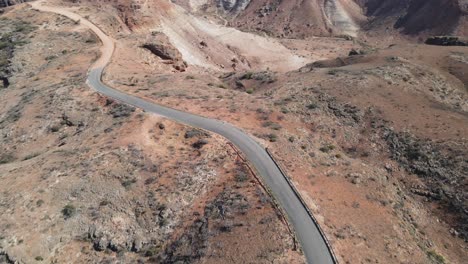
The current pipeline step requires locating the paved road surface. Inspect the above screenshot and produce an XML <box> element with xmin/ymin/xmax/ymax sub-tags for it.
<box><xmin>33</xmin><ymin>1</ymin><xmax>336</xmax><ymax>263</ymax></box>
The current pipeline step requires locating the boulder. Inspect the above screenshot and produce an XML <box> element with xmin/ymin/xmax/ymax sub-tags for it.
<box><xmin>425</xmin><ymin>36</ymin><xmax>468</xmax><ymax>46</ymax></box>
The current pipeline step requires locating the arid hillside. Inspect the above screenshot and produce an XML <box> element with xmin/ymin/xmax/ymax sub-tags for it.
<box><xmin>357</xmin><ymin>0</ymin><xmax>468</xmax><ymax>37</ymax></box>
<box><xmin>0</xmin><ymin>4</ymin><xmax>302</xmax><ymax>263</ymax></box>
<box><xmin>1</xmin><ymin>0</ymin><xmax>467</xmax><ymax>264</ymax></box>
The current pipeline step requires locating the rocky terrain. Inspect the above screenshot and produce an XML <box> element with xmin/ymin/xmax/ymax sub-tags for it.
<box><xmin>0</xmin><ymin>4</ymin><xmax>302</xmax><ymax>263</ymax></box>
<box><xmin>1</xmin><ymin>0</ymin><xmax>467</xmax><ymax>264</ymax></box>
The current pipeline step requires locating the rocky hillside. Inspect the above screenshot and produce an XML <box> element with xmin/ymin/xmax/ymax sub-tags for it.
<box><xmin>0</xmin><ymin>0</ymin><xmax>31</xmax><ymax>8</ymax></box>
<box><xmin>205</xmin><ymin>0</ymin><xmax>362</xmax><ymax>38</ymax></box>
<box><xmin>205</xmin><ymin>0</ymin><xmax>467</xmax><ymax>38</ymax></box>
<box><xmin>357</xmin><ymin>0</ymin><xmax>468</xmax><ymax>36</ymax></box>
<box><xmin>59</xmin><ymin>0</ymin><xmax>467</xmax><ymax>38</ymax></box>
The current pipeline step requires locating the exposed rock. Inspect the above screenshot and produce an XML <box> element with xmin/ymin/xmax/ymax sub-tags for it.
<box><xmin>0</xmin><ymin>0</ymin><xmax>32</xmax><ymax>8</ymax></box>
<box><xmin>425</xmin><ymin>36</ymin><xmax>468</xmax><ymax>46</ymax></box>
<box><xmin>384</xmin><ymin>129</ymin><xmax>468</xmax><ymax>240</ymax></box>
<box><xmin>141</xmin><ymin>43</ymin><xmax>178</xmax><ymax>61</ymax></box>
<box><xmin>141</xmin><ymin>41</ymin><xmax>187</xmax><ymax>72</ymax></box>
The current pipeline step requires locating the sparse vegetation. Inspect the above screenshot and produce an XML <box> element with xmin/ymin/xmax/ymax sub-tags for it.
<box><xmin>307</xmin><ymin>103</ymin><xmax>318</xmax><ymax>110</ymax></box>
<box><xmin>192</xmin><ymin>139</ymin><xmax>208</xmax><ymax>149</ymax></box>
<box><xmin>262</xmin><ymin>121</ymin><xmax>282</xmax><ymax>130</ymax></box>
<box><xmin>145</xmin><ymin>246</ymin><xmax>161</xmax><ymax>257</ymax></box>
<box><xmin>23</xmin><ymin>152</ymin><xmax>40</xmax><ymax>161</ymax></box>
<box><xmin>109</xmin><ymin>103</ymin><xmax>135</xmax><ymax>118</ymax></box>
<box><xmin>235</xmin><ymin>170</ymin><xmax>249</xmax><ymax>182</ymax></box>
<box><xmin>319</xmin><ymin>144</ymin><xmax>335</xmax><ymax>153</ymax></box>
<box><xmin>266</xmin><ymin>133</ymin><xmax>277</xmax><ymax>142</ymax></box>
<box><xmin>62</xmin><ymin>204</ymin><xmax>76</xmax><ymax>219</ymax></box>
<box><xmin>427</xmin><ymin>250</ymin><xmax>446</xmax><ymax>264</ymax></box>
<box><xmin>121</xmin><ymin>178</ymin><xmax>137</xmax><ymax>189</ymax></box>
<box><xmin>0</xmin><ymin>153</ymin><xmax>15</xmax><ymax>164</ymax></box>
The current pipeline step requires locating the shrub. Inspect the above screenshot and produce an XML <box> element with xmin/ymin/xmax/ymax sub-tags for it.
<box><xmin>192</xmin><ymin>139</ymin><xmax>208</xmax><ymax>149</ymax></box>
<box><xmin>267</xmin><ymin>133</ymin><xmax>277</xmax><ymax>142</ymax></box>
<box><xmin>45</xmin><ymin>55</ymin><xmax>57</xmax><ymax>61</ymax></box>
<box><xmin>35</xmin><ymin>256</ymin><xmax>44</xmax><ymax>261</ymax></box>
<box><xmin>319</xmin><ymin>144</ymin><xmax>335</xmax><ymax>153</ymax></box>
<box><xmin>0</xmin><ymin>153</ymin><xmax>15</xmax><ymax>164</ymax></box>
<box><xmin>122</xmin><ymin>178</ymin><xmax>137</xmax><ymax>189</ymax></box>
<box><xmin>184</xmin><ymin>129</ymin><xmax>205</xmax><ymax>139</ymax></box>
<box><xmin>235</xmin><ymin>170</ymin><xmax>249</xmax><ymax>182</ymax></box>
<box><xmin>145</xmin><ymin>246</ymin><xmax>161</xmax><ymax>257</ymax></box>
<box><xmin>307</xmin><ymin>103</ymin><xmax>318</xmax><ymax>110</ymax></box>
<box><xmin>241</xmin><ymin>72</ymin><xmax>253</xmax><ymax>80</ymax></box>
<box><xmin>62</xmin><ymin>204</ymin><xmax>76</xmax><ymax>219</ymax></box>
<box><xmin>262</xmin><ymin>121</ymin><xmax>282</xmax><ymax>130</ymax></box>
<box><xmin>427</xmin><ymin>250</ymin><xmax>446</xmax><ymax>264</ymax></box>
<box><xmin>109</xmin><ymin>103</ymin><xmax>135</xmax><ymax>118</ymax></box>
<box><xmin>23</xmin><ymin>152</ymin><xmax>40</xmax><ymax>161</ymax></box>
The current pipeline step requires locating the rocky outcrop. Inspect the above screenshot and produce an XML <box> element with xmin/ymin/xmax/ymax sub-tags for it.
<box><xmin>425</xmin><ymin>36</ymin><xmax>468</xmax><ymax>46</ymax></box>
<box><xmin>355</xmin><ymin>0</ymin><xmax>467</xmax><ymax>36</ymax></box>
<box><xmin>140</xmin><ymin>33</ymin><xmax>187</xmax><ymax>72</ymax></box>
<box><xmin>384</xmin><ymin>129</ymin><xmax>468</xmax><ymax>241</ymax></box>
<box><xmin>216</xmin><ymin>0</ymin><xmax>251</xmax><ymax>14</ymax></box>
<box><xmin>0</xmin><ymin>0</ymin><xmax>31</xmax><ymax>8</ymax></box>
<box><xmin>141</xmin><ymin>43</ymin><xmax>178</xmax><ymax>61</ymax></box>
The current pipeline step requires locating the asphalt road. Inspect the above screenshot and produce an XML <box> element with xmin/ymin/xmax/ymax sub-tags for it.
<box><xmin>88</xmin><ymin>68</ymin><xmax>335</xmax><ymax>264</ymax></box>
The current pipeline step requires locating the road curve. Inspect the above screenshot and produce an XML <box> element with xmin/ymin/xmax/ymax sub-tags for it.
<box><xmin>32</xmin><ymin>1</ymin><xmax>335</xmax><ymax>263</ymax></box>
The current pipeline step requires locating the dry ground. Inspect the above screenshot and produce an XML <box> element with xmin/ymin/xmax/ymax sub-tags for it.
<box><xmin>47</xmin><ymin>1</ymin><xmax>468</xmax><ymax>263</ymax></box>
<box><xmin>1</xmin><ymin>0</ymin><xmax>467</xmax><ymax>264</ymax></box>
<box><xmin>0</xmin><ymin>4</ymin><xmax>303</xmax><ymax>263</ymax></box>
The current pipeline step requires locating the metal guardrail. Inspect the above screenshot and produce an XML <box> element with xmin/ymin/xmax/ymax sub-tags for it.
<box><xmin>265</xmin><ymin>148</ymin><xmax>339</xmax><ymax>264</ymax></box>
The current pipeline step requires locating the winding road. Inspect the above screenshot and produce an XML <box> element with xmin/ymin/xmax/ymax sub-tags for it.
<box><xmin>31</xmin><ymin>1</ymin><xmax>336</xmax><ymax>263</ymax></box>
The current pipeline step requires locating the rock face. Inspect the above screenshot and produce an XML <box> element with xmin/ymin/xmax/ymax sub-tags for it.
<box><xmin>0</xmin><ymin>0</ymin><xmax>31</xmax><ymax>8</ymax></box>
<box><xmin>425</xmin><ymin>36</ymin><xmax>468</xmax><ymax>46</ymax></box>
<box><xmin>355</xmin><ymin>0</ymin><xmax>467</xmax><ymax>36</ymax></box>
<box><xmin>141</xmin><ymin>43</ymin><xmax>178</xmax><ymax>61</ymax></box>
<box><xmin>212</xmin><ymin>0</ymin><xmax>466</xmax><ymax>37</ymax></box>
<box><xmin>140</xmin><ymin>34</ymin><xmax>188</xmax><ymax>72</ymax></box>
<box><xmin>216</xmin><ymin>0</ymin><xmax>251</xmax><ymax>14</ymax></box>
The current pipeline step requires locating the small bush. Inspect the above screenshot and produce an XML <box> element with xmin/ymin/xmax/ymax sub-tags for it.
<box><xmin>267</xmin><ymin>133</ymin><xmax>277</xmax><ymax>142</ymax></box>
<box><xmin>427</xmin><ymin>250</ymin><xmax>446</xmax><ymax>264</ymax></box>
<box><xmin>122</xmin><ymin>178</ymin><xmax>137</xmax><ymax>189</ymax></box>
<box><xmin>307</xmin><ymin>103</ymin><xmax>318</xmax><ymax>110</ymax></box>
<box><xmin>45</xmin><ymin>55</ymin><xmax>57</xmax><ymax>61</ymax></box>
<box><xmin>145</xmin><ymin>246</ymin><xmax>161</xmax><ymax>257</ymax></box>
<box><xmin>35</xmin><ymin>256</ymin><xmax>44</xmax><ymax>261</ymax></box>
<box><xmin>241</xmin><ymin>72</ymin><xmax>253</xmax><ymax>80</ymax></box>
<box><xmin>319</xmin><ymin>144</ymin><xmax>335</xmax><ymax>153</ymax></box>
<box><xmin>109</xmin><ymin>103</ymin><xmax>135</xmax><ymax>118</ymax></box>
<box><xmin>184</xmin><ymin>129</ymin><xmax>206</xmax><ymax>139</ymax></box>
<box><xmin>235</xmin><ymin>170</ymin><xmax>249</xmax><ymax>182</ymax></box>
<box><xmin>0</xmin><ymin>153</ymin><xmax>15</xmax><ymax>164</ymax></box>
<box><xmin>62</xmin><ymin>204</ymin><xmax>76</xmax><ymax>219</ymax></box>
<box><xmin>246</xmin><ymin>89</ymin><xmax>254</xmax><ymax>94</ymax></box>
<box><xmin>192</xmin><ymin>139</ymin><xmax>208</xmax><ymax>149</ymax></box>
<box><xmin>262</xmin><ymin>121</ymin><xmax>282</xmax><ymax>130</ymax></box>
<box><xmin>23</xmin><ymin>152</ymin><xmax>40</xmax><ymax>161</ymax></box>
